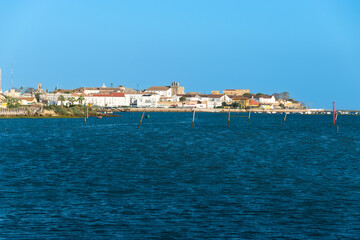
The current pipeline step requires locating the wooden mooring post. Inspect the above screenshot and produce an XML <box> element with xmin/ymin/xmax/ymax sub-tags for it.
<box><xmin>248</xmin><ymin>111</ymin><xmax>251</xmax><ymax>123</ymax></box>
<box><xmin>282</xmin><ymin>112</ymin><xmax>287</xmax><ymax>126</ymax></box>
<box><xmin>227</xmin><ymin>108</ymin><xmax>231</xmax><ymax>127</ymax></box>
<box><xmin>84</xmin><ymin>104</ymin><xmax>87</xmax><ymax>123</ymax></box>
<box><xmin>138</xmin><ymin>110</ymin><xmax>145</xmax><ymax>129</ymax></box>
<box><xmin>192</xmin><ymin>109</ymin><xmax>196</xmax><ymax>128</ymax></box>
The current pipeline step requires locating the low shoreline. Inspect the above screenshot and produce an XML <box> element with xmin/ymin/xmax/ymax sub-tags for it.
<box><xmin>0</xmin><ymin>116</ymin><xmax>82</xmax><ymax>119</ymax></box>
<box><xmin>0</xmin><ymin>113</ymin><xmax>120</xmax><ymax>119</ymax></box>
<box><xmin>118</xmin><ymin>108</ymin><xmax>312</xmax><ymax>113</ymax></box>
<box><xmin>1</xmin><ymin>108</ymin><xmax>358</xmax><ymax>118</ymax></box>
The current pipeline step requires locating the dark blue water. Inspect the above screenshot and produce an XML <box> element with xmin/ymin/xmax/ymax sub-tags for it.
<box><xmin>0</xmin><ymin>113</ymin><xmax>359</xmax><ymax>239</ymax></box>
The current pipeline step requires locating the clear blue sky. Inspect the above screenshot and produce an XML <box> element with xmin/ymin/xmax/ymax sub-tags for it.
<box><xmin>1</xmin><ymin>0</ymin><xmax>359</xmax><ymax>109</ymax></box>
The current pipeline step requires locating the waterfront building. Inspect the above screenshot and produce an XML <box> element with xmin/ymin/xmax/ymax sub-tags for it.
<box><xmin>85</xmin><ymin>93</ymin><xmax>126</xmax><ymax>107</ymax></box>
<box><xmin>172</xmin><ymin>92</ymin><xmax>201</xmax><ymax>103</ymax></box>
<box><xmin>260</xmin><ymin>104</ymin><xmax>274</xmax><ymax>110</ymax></box>
<box><xmin>159</xmin><ymin>96</ymin><xmax>174</xmax><ymax>102</ymax></box>
<box><xmin>211</xmin><ymin>91</ymin><xmax>220</xmax><ymax>95</ymax></box>
<box><xmin>232</xmin><ymin>96</ymin><xmax>250</xmax><ymax>109</ymax></box>
<box><xmin>257</xmin><ymin>95</ymin><xmax>277</xmax><ymax>104</ymax></box>
<box><xmin>182</xmin><ymin>100</ymin><xmax>207</xmax><ymax>109</ymax></box>
<box><xmin>17</xmin><ymin>97</ymin><xmax>38</xmax><ymax>105</ymax></box>
<box><xmin>124</xmin><ymin>93</ymin><xmax>144</xmax><ymax>107</ymax></box>
<box><xmin>198</xmin><ymin>94</ymin><xmax>227</xmax><ymax>108</ymax></box>
<box><xmin>136</xmin><ymin>94</ymin><xmax>161</xmax><ymax>108</ymax></box>
<box><xmin>42</xmin><ymin>92</ymin><xmax>73</xmax><ymax>105</ymax></box>
<box><xmin>5</xmin><ymin>89</ymin><xmax>21</xmax><ymax>98</ymax></box>
<box><xmin>146</xmin><ymin>86</ymin><xmax>172</xmax><ymax>97</ymax></box>
<box><xmin>279</xmin><ymin>100</ymin><xmax>302</xmax><ymax>109</ymax></box>
<box><xmin>172</xmin><ymin>93</ymin><xmax>231</xmax><ymax>109</ymax></box>
<box><xmin>248</xmin><ymin>99</ymin><xmax>260</xmax><ymax>108</ymax></box>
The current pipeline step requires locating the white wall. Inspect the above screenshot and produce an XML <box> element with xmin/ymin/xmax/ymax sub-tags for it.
<box><xmin>124</xmin><ymin>94</ymin><xmax>143</xmax><ymax>106</ymax></box>
<box><xmin>137</xmin><ymin>94</ymin><xmax>161</xmax><ymax>107</ymax></box>
<box><xmin>258</xmin><ymin>96</ymin><xmax>276</xmax><ymax>104</ymax></box>
<box><xmin>85</xmin><ymin>96</ymin><xmax>126</xmax><ymax>107</ymax></box>
<box><xmin>147</xmin><ymin>89</ymin><xmax>171</xmax><ymax>97</ymax></box>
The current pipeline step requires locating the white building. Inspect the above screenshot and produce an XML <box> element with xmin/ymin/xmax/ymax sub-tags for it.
<box><xmin>4</xmin><ymin>89</ymin><xmax>21</xmax><ymax>98</ymax></box>
<box><xmin>42</xmin><ymin>92</ymin><xmax>73</xmax><ymax>105</ymax></box>
<box><xmin>201</xmin><ymin>94</ymin><xmax>231</xmax><ymax>108</ymax></box>
<box><xmin>258</xmin><ymin>95</ymin><xmax>277</xmax><ymax>104</ymax></box>
<box><xmin>124</xmin><ymin>93</ymin><xmax>144</xmax><ymax>107</ymax></box>
<box><xmin>85</xmin><ymin>93</ymin><xmax>126</xmax><ymax>107</ymax></box>
<box><xmin>137</xmin><ymin>94</ymin><xmax>161</xmax><ymax>108</ymax></box>
<box><xmin>146</xmin><ymin>86</ymin><xmax>172</xmax><ymax>97</ymax></box>
<box><xmin>172</xmin><ymin>93</ymin><xmax>232</xmax><ymax>109</ymax></box>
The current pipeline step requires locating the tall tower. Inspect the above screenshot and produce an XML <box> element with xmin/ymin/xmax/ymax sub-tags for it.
<box><xmin>170</xmin><ymin>81</ymin><xmax>184</xmax><ymax>95</ymax></box>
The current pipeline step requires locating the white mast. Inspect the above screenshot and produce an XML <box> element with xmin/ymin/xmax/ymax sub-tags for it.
<box><xmin>0</xmin><ymin>68</ymin><xmax>2</xmax><ymax>93</ymax></box>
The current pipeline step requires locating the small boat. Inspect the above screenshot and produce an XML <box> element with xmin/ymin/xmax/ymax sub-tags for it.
<box><xmin>145</xmin><ymin>114</ymin><xmax>150</xmax><ymax>119</ymax></box>
<box><xmin>96</xmin><ymin>115</ymin><xmax>102</xmax><ymax>119</ymax></box>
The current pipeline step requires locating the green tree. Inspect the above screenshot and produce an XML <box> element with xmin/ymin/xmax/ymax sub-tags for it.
<box><xmin>179</xmin><ymin>96</ymin><xmax>186</xmax><ymax>102</ymax></box>
<box><xmin>58</xmin><ymin>95</ymin><xmax>65</xmax><ymax>106</ymax></box>
<box><xmin>231</xmin><ymin>102</ymin><xmax>240</xmax><ymax>109</ymax></box>
<box><xmin>35</xmin><ymin>92</ymin><xmax>41</xmax><ymax>102</ymax></box>
<box><xmin>6</xmin><ymin>96</ymin><xmax>20</xmax><ymax>108</ymax></box>
<box><xmin>6</xmin><ymin>96</ymin><xmax>15</xmax><ymax>105</ymax></box>
<box><xmin>77</xmin><ymin>96</ymin><xmax>85</xmax><ymax>105</ymax></box>
<box><xmin>67</xmin><ymin>97</ymin><xmax>76</xmax><ymax>106</ymax></box>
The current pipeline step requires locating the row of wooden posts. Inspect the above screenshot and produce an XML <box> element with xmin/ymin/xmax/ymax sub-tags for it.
<box><xmin>136</xmin><ymin>108</ymin><xmax>340</xmax><ymax>129</ymax></box>
<box><xmin>137</xmin><ymin>109</ymin><xmax>290</xmax><ymax>129</ymax></box>
<box><xmin>83</xmin><ymin>102</ymin><xmax>338</xmax><ymax>128</ymax></box>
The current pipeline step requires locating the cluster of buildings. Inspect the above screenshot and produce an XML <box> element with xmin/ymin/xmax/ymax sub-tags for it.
<box><xmin>6</xmin><ymin>84</ymin><xmax>302</xmax><ymax>109</ymax></box>
<box><xmin>0</xmin><ymin>72</ymin><xmax>302</xmax><ymax>109</ymax></box>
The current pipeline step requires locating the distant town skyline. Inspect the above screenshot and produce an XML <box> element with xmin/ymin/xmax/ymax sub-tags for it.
<box><xmin>1</xmin><ymin>0</ymin><xmax>360</xmax><ymax>109</ymax></box>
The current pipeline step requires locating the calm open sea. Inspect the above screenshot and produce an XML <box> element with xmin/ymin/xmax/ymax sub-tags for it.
<box><xmin>0</xmin><ymin>112</ymin><xmax>359</xmax><ymax>239</ymax></box>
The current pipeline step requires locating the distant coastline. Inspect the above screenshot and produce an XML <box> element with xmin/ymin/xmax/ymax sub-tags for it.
<box><xmin>0</xmin><ymin>106</ymin><xmax>359</xmax><ymax>119</ymax></box>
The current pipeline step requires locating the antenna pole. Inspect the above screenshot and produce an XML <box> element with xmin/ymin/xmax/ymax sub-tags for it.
<box><xmin>11</xmin><ymin>63</ymin><xmax>14</xmax><ymax>89</ymax></box>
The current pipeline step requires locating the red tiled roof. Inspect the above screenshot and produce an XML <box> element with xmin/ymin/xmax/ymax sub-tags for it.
<box><xmin>258</xmin><ymin>95</ymin><xmax>272</xmax><ymax>99</ymax></box>
<box><xmin>249</xmin><ymin>99</ymin><xmax>260</xmax><ymax>105</ymax></box>
<box><xmin>18</xmin><ymin>97</ymin><xmax>37</xmax><ymax>101</ymax></box>
<box><xmin>92</xmin><ymin>93</ymin><xmax>125</xmax><ymax>97</ymax></box>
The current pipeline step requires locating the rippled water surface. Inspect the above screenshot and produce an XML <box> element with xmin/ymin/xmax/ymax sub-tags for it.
<box><xmin>0</xmin><ymin>113</ymin><xmax>360</xmax><ymax>239</ymax></box>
